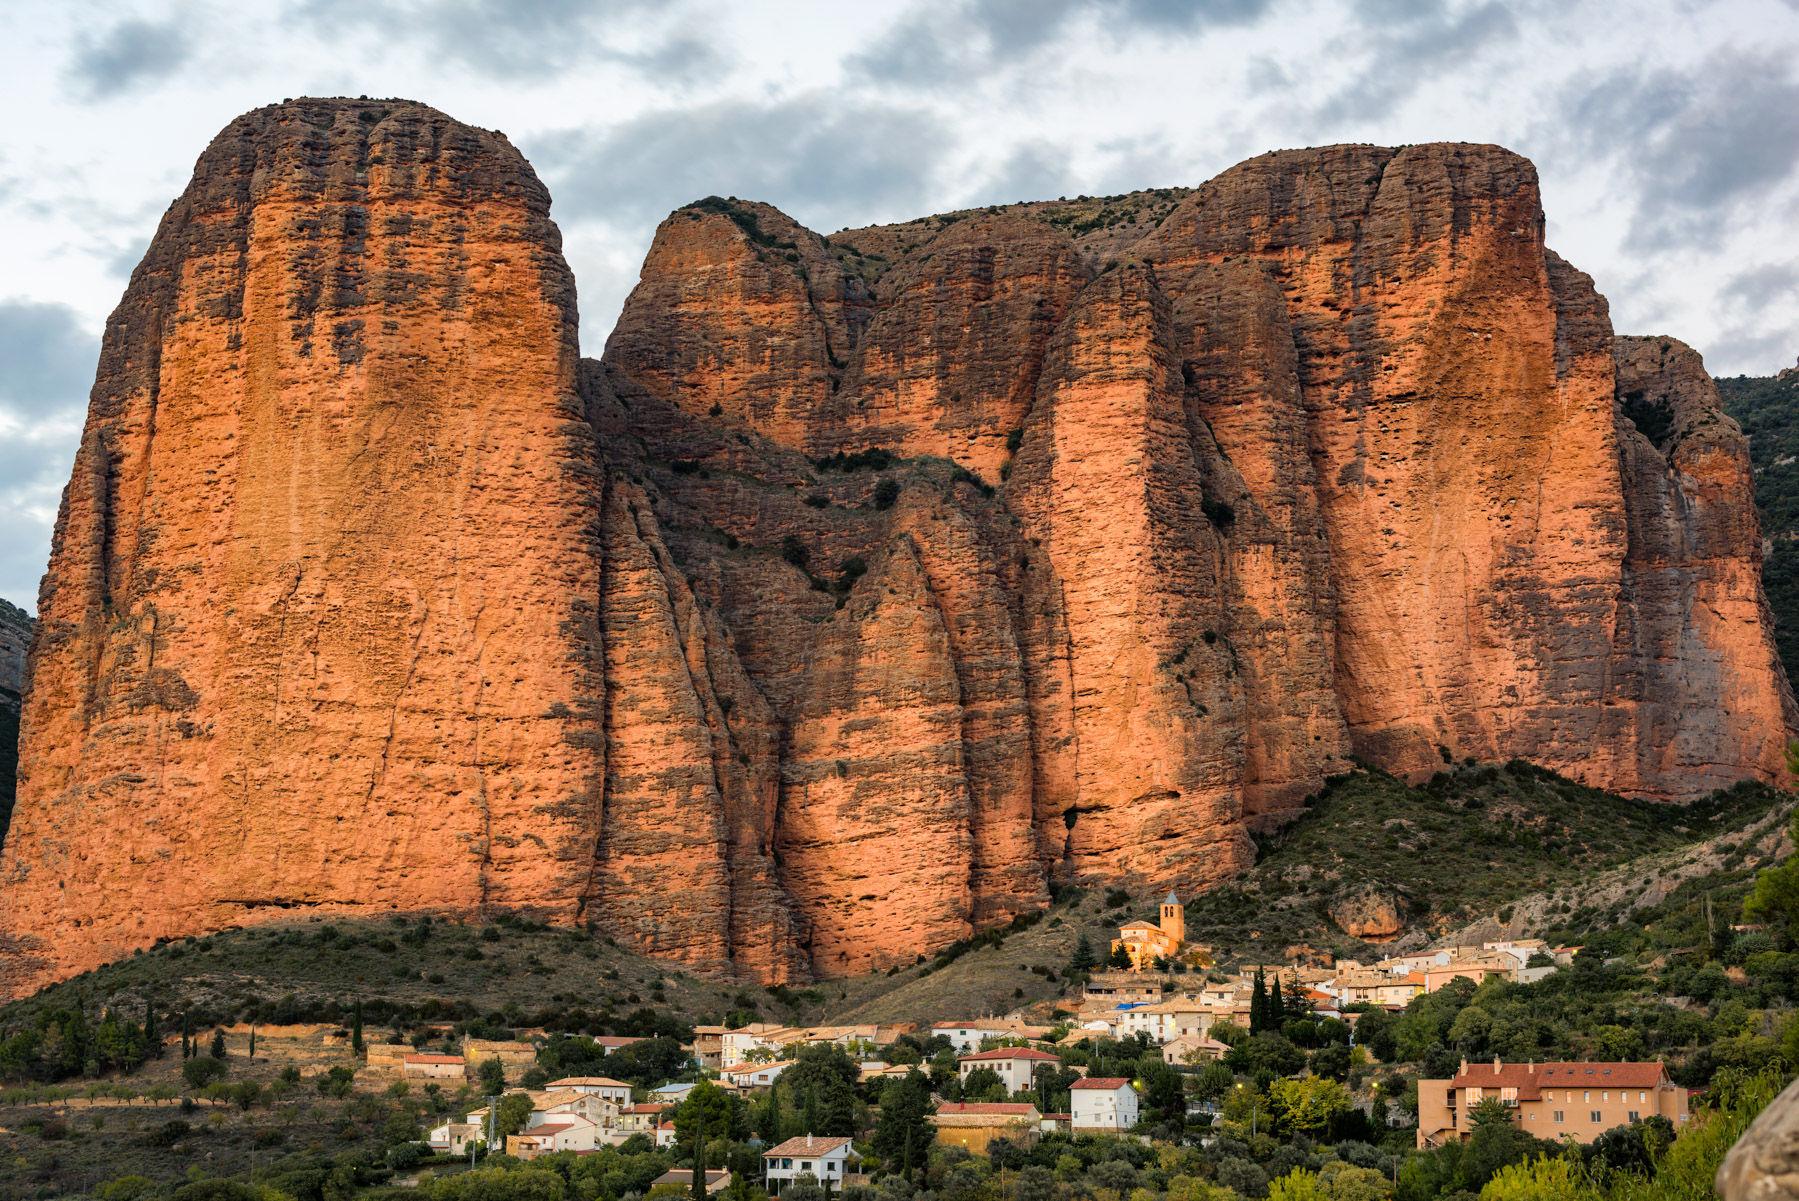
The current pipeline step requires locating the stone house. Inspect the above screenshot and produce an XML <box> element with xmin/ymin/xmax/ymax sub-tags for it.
<box><xmin>931</xmin><ymin>1102</ymin><xmax>1042</xmax><ymax>1153</ymax></box>
<box><xmin>403</xmin><ymin>1053</ymin><xmax>467</xmax><ymax>1081</ymax></box>
<box><xmin>546</xmin><ymin>1076</ymin><xmax>634</xmax><ymax>1106</ymax></box>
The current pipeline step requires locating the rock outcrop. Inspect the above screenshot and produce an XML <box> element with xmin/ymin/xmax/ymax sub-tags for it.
<box><xmin>0</xmin><ymin>597</ymin><xmax>28</xmax><ymax>844</ymax></box>
<box><xmin>1</xmin><ymin>100</ymin><xmax>1791</xmax><ymax>995</ymax></box>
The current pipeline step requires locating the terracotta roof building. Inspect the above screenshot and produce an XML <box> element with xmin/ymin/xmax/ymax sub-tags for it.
<box><xmin>931</xmin><ymin>1102</ymin><xmax>1042</xmax><ymax>1153</ymax></box>
<box><xmin>1417</xmin><ymin>1059</ymin><xmax>1687</xmax><ymax>1149</ymax></box>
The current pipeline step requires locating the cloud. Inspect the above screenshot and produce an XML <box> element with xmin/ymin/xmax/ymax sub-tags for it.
<box><xmin>286</xmin><ymin>0</ymin><xmax>724</xmax><ymax>82</ymax></box>
<box><xmin>848</xmin><ymin>0</ymin><xmax>1273</xmax><ymax>84</ymax></box>
<box><xmin>1563</xmin><ymin>50</ymin><xmax>1799</xmax><ymax>250</ymax></box>
<box><xmin>1307</xmin><ymin>0</ymin><xmax>1520</xmax><ymax>130</ymax></box>
<box><xmin>0</xmin><ymin>301</ymin><xmax>97</xmax><ymax>610</ymax></box>
<box><xmin>532</xmin><ymin>97</ymin><xmax>953</xmax><ymax>228</ymax></box>
<box><xmin>1721</xmin><ymin>262</ymin><xmax>1799</xmax><ymax>312</ymax></box>
<box><xmin>67</xmin><ymin>16</ymin><xmax>192</xmax><ymax>100</ymax></box>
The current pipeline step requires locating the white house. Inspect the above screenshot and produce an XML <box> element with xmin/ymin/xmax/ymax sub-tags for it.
<box><xmin>931</xmin><ymin>1023</ymin><xmax>1014</xmax><ymax>1053</ymax></box>
<box><xmin>764</xmin><ymin>1134</ymin><xmax>855</xmax><ymax>1195</ymax></box>
<box><xmin>956</xmin><ymin>1048</ymin><xmax>1061</xmax><ymax>1093</ymax></box>
<box><xmin>546</xmin><ymin>1077</ymin><xmax>633</xmax><ymax>1107</ymax></box>
<box><xmin>722</xmin><ymin>1059</ymin><xmax>794</xmax><ymax>1089</ymax></box>
<box><xmin>426</xmin><ymin>1120</ymin><xmax>480</xmax><ymax>1155</ymax></box>
<box><xmin>1070</xmin><ymin>1078</ymin><xmax>1139</xmax><ymax>1132</ymax></box>
<box><xmin>511</xmin><ymin>1111</ymin><xmax>600</xmax><ymax>1158</ymax></box>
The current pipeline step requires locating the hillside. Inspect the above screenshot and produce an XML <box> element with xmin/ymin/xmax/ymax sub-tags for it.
<box><xmin>1718</xmin><ymin>361</ymin><xmax>1799</xmax><ymax>684</ymax></box>
<box><xmin>6</xmin><ymin>763</ymin><xmax>1778</xmax><ymax>1038</ymax></box>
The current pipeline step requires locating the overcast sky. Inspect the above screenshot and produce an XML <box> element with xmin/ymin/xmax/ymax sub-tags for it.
<box><xmin>2</xmin><ymin>0</ymin><xmax>1797</xmax><ymax>610</ymax></box>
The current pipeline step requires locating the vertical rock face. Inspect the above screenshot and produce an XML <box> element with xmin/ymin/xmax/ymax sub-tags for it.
<box><xmin>0</xmin><ymin>598</ymin><xmax>29</xmax><ymax>844</ymax></box>
<box><xmin>0</xmin><ymin>99</ymin><xmax>611</xmax><ymax>994</ymax></box>
<box><xmin>2</xmin><ymin>105</ymin><xmax>1791</xmax><ymax>996</ymax></box>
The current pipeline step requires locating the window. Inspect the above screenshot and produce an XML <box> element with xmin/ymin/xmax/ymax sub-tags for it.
<box><xmin>1629</xmin><ymin>1111</ymin><xmax>1640</xmax><ymax>1122</ymax></box>
<box><xmin>801</xmin><ymin>1163</ymin><xmax>811</xmax><ymax>1173</ymax></box>
<box><xmin>1590</xmin><ymin>1111</ymin><xmax>1602</xmax><ymax>1124</ymax></box>
<box><xmin>1640</xmin><ymin>1092</ymin><xmax>1647</xmax><ymax>1103</ymax></box>
<box><xmin>1465</xmin><ymin>1088</ymin><xmax>1483</xmax><ymax>1103</ymax></box>
<box><xmin>1584</xmin><ymin>1092</ymin><xmax>1590</xmax><ymax>1102</ymax></box>
<box><xmin>1553</xmin><ymin>1110</ymin><xmax>1565</xmax><ymax>1124</ymax></box>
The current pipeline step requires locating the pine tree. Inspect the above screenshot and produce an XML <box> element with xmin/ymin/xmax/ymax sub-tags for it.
<box><xmin>1069</xmin><ymin>933</ymin><xmax>1096</xmax><ymax>974</ymax></box>
<box><xmin>351</xmin><ymin>998</ymin><xmax>364</xmax><ymax>1056</ymax></box>
<box><xmin>210</xmin><ymin>1028</ymin><xmax>227</xmax><ymax>1060</ymax></box>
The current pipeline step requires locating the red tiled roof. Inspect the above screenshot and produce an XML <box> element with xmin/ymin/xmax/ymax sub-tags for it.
<box><xmin>405</xmin><ymin>1054</ymin><xmax>465</xmax><ymax>1064</ymax></box>
<box><xmin>1447</xmin><ymin>1061</ymin><xmax>1669</xmax><ymax>1102</ymax></box>
<box><xmin>958</xmin><ymin>1048</ymin><xmax>1060</xmax><ymax>1063</ymax></box>
<box><xmin>765</xmin><ymin>1135</ymin><xmax>854</xmax><ymax>1158</ymax></box>
<box><xmin>1071</xmin><ymin>1077</ymin><xmax>1134</xmax><ymax>1090</ymax></box>
<box><xmin>935</xmin><ymin>1103</ymin><xmax>1039</xmax><ymax>1115</ymax></box>
<box><xmin>524</xmin><ymin>1123</ymin><xmax>573</xmax><ymax>1136</ymax></box>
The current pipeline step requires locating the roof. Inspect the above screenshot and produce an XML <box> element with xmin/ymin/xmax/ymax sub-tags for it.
<box><xmin>934</xmin><ymin>1103</ymin><xmax>1039</xmax><ymax>1116</ymax></box>
<box><xmin>549</xmin><ymin>1077</ymin><xmax>631</xmax><ymax>1088</ymax></box>
<box><xmin>724</xmin><ymin>1059</ymin><xmax>795</xmax><ymax>1075</ymax></box>
<box><xmin>1446</xmin><ymin>1061</ymin><xmax>1670</xmax><ymax>1101</ymax></box>
<box><xmin>625</xmin><ymin>1103</ymin><xmax>668</xmax><ymax>1114</ymax></box>
<box><xmin>1071</xmin><ymin>1077</ymin><xmax>1135</xmax><ymax>1091</ymax></box>
<box><xmin>765</xmin><ymin>1135</ymin><xmax>855</xmax><ymax>1158</ymax></box>
<box><xmin>653</xmin><ymin>1170</ymin><xmax>731</xmax><ymax>1188</ymax></box>
<box><xmin>958</xmin><ymin>1048</ymin><xmax>1060</xmax><ymax>1063</ymax></box>
<box><xmin>405</xmin><ymin>1053</ymin><xmax>465</xmax><ymax>1064</ymax></box>
<box><xmin>1165</xmin><ymin>892</ymin><xmax>1180</xmax><ymax>906</ymax></box>
<box><xmin>523</xmin><ymin>1123</ymin><xmax>574</xmax><ymax>1136</ymax></box>
<box><xmin>594</xmin><ymin>1036</ymin><xmax>644</xmax><ymax>1047</ymax></box>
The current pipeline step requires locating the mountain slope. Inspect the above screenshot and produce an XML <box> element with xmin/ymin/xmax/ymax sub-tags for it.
<box><xmin>1718</xmin><ymin>361</ymin><xmax>1799</xmax><ymax>684</ymax></box>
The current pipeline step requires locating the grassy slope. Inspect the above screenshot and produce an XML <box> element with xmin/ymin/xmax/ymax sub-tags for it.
<box><xmin>1717</xmin><ymin>367</ymin><xmax>1799</xmax><ymax>683</ymax></box>
<box><xmin>5</xmin><ymin>766</ymin><xmax>1781</xmax><ymax>1037</ymax></box>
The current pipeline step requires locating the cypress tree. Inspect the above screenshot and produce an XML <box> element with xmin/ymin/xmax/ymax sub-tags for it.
<box><xmin>1250</xmin><ymin>969</ymin><xmax>1268</xmax><ymax>1032</ymax></box>
<box><xmin>1269</xmin><ymin>972</ymin><xmax>1286</xmax><ymax>1025</ymax></box>
<box><xmin>692</xmin><ymin>1112</ymin><xmax>707</xmax><ymax>1201</ymax></box>
<box><xmin>249</xmin><ymin>1025</ymin><xmax>256</xmax><ymax>1059</ymax></box>
<box><xmin>181</xmin><ymin>1011</ymin><xmax>191</xmax><ymax>1059</ymax></box>
<box><xmin>210</xmin><ymin>1028</ymin><xmax>227</xmax><ymax>1059</ymax></box>
<box><xmin>143</xmin><ymin>1000</ymin><xmax>158</xmax><ymax>1056</ymax></box>
<box><xmin>351</xmin><ymin>998</ymin><xmax>364</xmax><ymax>1056</ymax></box>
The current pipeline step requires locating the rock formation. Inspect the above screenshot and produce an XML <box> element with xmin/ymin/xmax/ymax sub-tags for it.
<box><xmin>0</xmin><ymin>597</ymin><xmax>28</xmax><ymax>843</ymax></box>
<box><xmin>1</xmin><ymin>99</ymin><xmax>1791</xmax><ymax>995</ymax></box>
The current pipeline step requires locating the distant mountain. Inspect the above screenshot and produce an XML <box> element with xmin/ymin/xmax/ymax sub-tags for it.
<box><xmin>1717</xmin><ymin>360</ymin><xmax>1799</xmax><ymax>685</ymax></box>
<box><xmin>0</xmin><ymin>596</ymin><xmax>30</xmax><ymax>847</ymax></box>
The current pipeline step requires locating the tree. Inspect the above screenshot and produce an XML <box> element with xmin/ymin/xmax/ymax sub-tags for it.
<box><xmin>209</xmin><ymin>1029</ymin><xmax>227</xmax><ymax>1060</ymax></box>
<box><xmin>1109</xmin><ymin>943</ymin><xmax>1133</xmax><ymax>970</ymax></box>
<box><xmin>495</xmin><ymin>1091</ymin><xmax>535</xmax><ymax>1139</ymax></box>
<box><xmin>1069</xmin><ymin>934</ymin><xmax>1097</xmax><ymax>974</ymax></box>
<box><xmin>872</xmin><ymin>1071</ymin><xmax>934</xmax><ymax>1181</ymax></box>
<box><xmin>477</xmin><ymin>1057</ymin><xmax>506</xmax><ymax>1095</ymax></box>
<box><xmin>1478</xmin><ymin>1155</ymin><xmax>1588</xmax><ymax>1201</ymax></box>
<box><xmin>1745</xmin><ymin>813</ymin><xmax>1799</xmax><ymax>947</ymax></box>
<box><xmin>247</xmin><ymin>1026</ymin><xmax>255</xmax><ymax>1059</ymax></box>
<box><xmin>181</xmin><ymin>1012</ymin><xmax>192</xmax><ymax>1060</ymax></box>
<box><xmin>1266</xmin><ymin>1170</ymin><xmax>1323</xmax><ymax>1201</ymax></box>
<box><xmin>182</xmin><ymin>1057</ymin><xmax>227</xmax><ymax>1088</ymax></box>
<box><xmin>143</xmin><ymin>1002</ymin><xmax>159</xmax><ymax>1059</ymax></box>
<box><xmin>676</xmin><ymin>1079</ymin><xmax>744</xmax><ymax>1153</ymax></box>
<box><xmin>1267</xmin><ymin>1077</ymin><xmax>1351</xmax><ymax>1136</ymax></box>
<box><xmin>1139</xmin><ymin>1059</ymin><xmax>1184</xmax><ymax>1125</ymax></box>
<box><xmin>1251</xmin><ymin>970</ymin><xmax>1269</xmax><ymax>1032</ymax></box>
<box><xmin>962</xmin><ymin>1066</ymin><xmax>1006</xmax><ymax>1103</ymax></box>
<box><xmin>351</xmin><ymin>999</ymin><xmax>365</xmax><ymax>1056</ymax></box>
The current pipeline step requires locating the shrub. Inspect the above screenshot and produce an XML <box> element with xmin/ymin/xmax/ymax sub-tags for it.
<box><xmin>183</xmin><ymin>1057</ymin><xmax>227</xmax><ymax>1088</ymax></box>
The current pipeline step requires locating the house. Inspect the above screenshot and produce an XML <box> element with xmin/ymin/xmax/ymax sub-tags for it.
<box><xmin>929</xmin><ymin>1023</ymin><xmax>1013</xmax><ymax>1053</ymax></box>
<box><xmin>1110</xmin><ymin>894</ymin><xmax>1187</xmax><ymax>971</ymax></box>
<box><xmin>1418</xmin><ymin>960</ymin><xmax>1512</xmax><ymax>993</ymax></box>
<box><xmin>1082</xmin><ymin>973</ymin><xmax>1167</xmax><ymax>1007</ymax></box>
<box><xmin>1416</xmin><ymin>1059</ymin><xmax>1688</xmax><ymax>1149</ymax></box>
<box><xmin>652</xmin><ymin>1082</ymin><xmax>699</xmax><ymax>1103</ymax></box>
<box><xmin>593</xmin><ymin>1036</ymin><xmax>647</xmax><ymax>1055</ymax></box>
<box><xmin>619</xmin><ymin>1102</ymin><xmax>669</xmax><ymax>1133</ymax></box>
<box><xmin>1039</xmin><ymin>1112</ymin><xmax>1072</xmax><ymax>1135</ymax></box>
<box><xmin>1070</xmin><ymin>1078</ymin><xmax>1139</xmax><ymax>1132</ymax></box>
<box><xmin>957</xmin><ymin>1048</ymin><xmax>1061</xmax><ymax>1093</ymax></box>
<box><xmin>404</xmin><ymin>1053</ymin><xmax>467</xmax><ymax>1081</ymax></box>
<box><xmin>546</xmin><ymin>1077</ymin><xmax>634</xmax><ymax>1106</ymax></box>
<box><xmin>722</xmin><ymin>1023</ymin><xmax>787</xmax><ymax>1067</ymax></box>
<box><xmin>509</xmin><ymin>1112</ymin><xmax>601</xmax><ymax>1158</ymax></box>
<box><xmin>656</xmin><ymin>1120</ymin><xmax>679</xmax><ymax>1148</ymax></box>
<box><xmin>692</xmin><ymin>1026</ymin><xmax>728</xmax><ymax>1070</ymax></box>
<box><xmin>426</xmin><ymin>1121</ymin><xmax>481</xmax><ymax>1155</ymax></box>
<box><xmin>931</xmin><ymin>1102</ymin><xmax>1042</xmax><ymax>1153</ymax></box>
<box><xmin>462</xmin><ymin>1038</ymin><xmax>539</xmax><ymax>1068</ymax></box>
<box><xmin>1161</xmin><ymin>1035</ymin><xmax>1231</xmax><ymax>1067</ymax></box>
<box><xmin>722</xmin><ymin>1059</ymin><xmax>794</xmax><ymax>1089</ymax></box>
<box><xmin>534</xmin><ymin>1090</ymin><xmax>620</xmax><ymax>1130</ymax></box>
<box><xmin>653</xmin><ymin>1170</ymin><xmax>731</xmax><ymax>1196</ymax></box>
<box><xmin>764</xmin><ymin>1134</ymin><xmax>855</xmax><ymax>1195</ymax></box>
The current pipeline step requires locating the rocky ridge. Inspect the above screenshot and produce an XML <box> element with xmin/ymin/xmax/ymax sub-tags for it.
<box><xmin>0</xmin><ymin>99</ymin><xmax>1791</xmax><ymax>997</ymax></box>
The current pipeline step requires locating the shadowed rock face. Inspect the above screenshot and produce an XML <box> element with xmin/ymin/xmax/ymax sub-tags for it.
<box><xmin>1</xmin><ymin>100</ymin><xmax>1791</xmax><ymax>995</ymax></box>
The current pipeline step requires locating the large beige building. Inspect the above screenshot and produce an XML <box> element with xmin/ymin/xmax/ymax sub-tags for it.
<box><xmin>1417</xmin><ymin>1059</ymin><xmax>1687</xmax><ymax>1149</ymax></box>
<box><xmin>1111</xmin><ymin>894</ymin><xmax>1187</xmax><ymax>970</ymax></box>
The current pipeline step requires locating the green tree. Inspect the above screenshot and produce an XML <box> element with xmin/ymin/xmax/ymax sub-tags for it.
<box><xmin>1251</xmin><ymin>970</ymin><xmax>1269</xmax><ymax>1032</ymax></box>
<box><xmin>477</xmin><ymin>1057</ymin><xmax>506</xmax><ymax>1095</ymax></box>
<box><xmin>1745</xmin><ymin>812</ymin><xmax>1799</xmax><ymax>947</ymax></box>
<box><xmin>676</xmin><ymin>1079</ymin><xmax>744</xmax><ymax>1152</ymax></box>
<box><xmin>1108</xmin><ymin>943</ymin><xmax>1132</xmax><ymax>970</ymax></box>
<box><xmin>1069</xmin><ymin>934</ymin><xmax>1097</xmax><ymax>974</ymax></box>
<box><xmin>351</xmin><ymin>999</ymin><xmax>364</xmax><ymax>1056</ymax></box>
<box><xmin>247</xmin><ymin>1025</ymin><xmax>255</xmax><ymax>1059</ymax></box>
<box><xmin>182</xmin><ymin>1057</ymin><xmax>227</xmax><ymax>1088</ymax></box>
<box><xmin>209</xmin><ymin>1029</ymin><xmax>227</xmax><ymax>1060</ymax></box>
<box><xmin>1267</xmin><ymin>1076</ymin><xmax>1351</xmax><ymax>1136</ymax></box>
<box><xmin>872</xmin><ymin>1071</ymin><xmax>934</xmax><ymax>1181</ymax></box>
<box><xmin>962</xmin><ymin>1065</ymin><xmax>1007</xmax><ymax>1102</ymax></box>
<box><xmin>495</xmin><ymin>1091</ymin><xmax>535</xmax><ymax>1139</ymax></box>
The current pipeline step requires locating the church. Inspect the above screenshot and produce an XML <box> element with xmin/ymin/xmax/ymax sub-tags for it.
<box><xmin>1110</xmin><ymin>893</ymin><xmax>1186</xmax><ymax>970</ymax></box>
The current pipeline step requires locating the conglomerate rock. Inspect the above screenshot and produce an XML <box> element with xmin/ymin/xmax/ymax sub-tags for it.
<box><xmin>0</xmin><ymin>100</ymin><xmax>1790</xmax><ymax>995</ymax></box>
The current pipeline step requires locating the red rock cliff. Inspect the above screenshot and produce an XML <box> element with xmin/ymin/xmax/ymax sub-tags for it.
<box><xmin>1</xmin><ymin>103</ymin><xmax>1790</xmax><ymax>995</ymax></box>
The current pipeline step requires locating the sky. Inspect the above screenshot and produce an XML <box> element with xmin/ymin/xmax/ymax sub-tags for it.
<box><xmin>2</xmin><ymin>0</ymin><xmax>1798</xmax><ymax>610</ymax></box>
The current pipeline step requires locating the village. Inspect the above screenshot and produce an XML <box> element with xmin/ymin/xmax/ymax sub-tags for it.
<box><xmin>316</xmin><ymin>895</ymin><xmax>1682</xmax><ymax>1193</ymax></box>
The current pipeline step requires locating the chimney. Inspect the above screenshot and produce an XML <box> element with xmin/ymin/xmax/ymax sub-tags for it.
<box><xmin>1493</xmin><ymin>1056</ymin><xmax>1501</xmax><ymax>1073</ymax></box>
<box><xmin>1460</xmin><ymin>1057</ymin><xmax>1468</xmax><ymax>1073</ymax></box>
<box><xmin>1528</xmin><ymin>1061</ymin><xmax>1535</xmax><ymax>1074</ymax></box>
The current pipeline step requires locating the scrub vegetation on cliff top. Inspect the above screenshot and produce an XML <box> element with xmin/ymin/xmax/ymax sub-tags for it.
<box><xmin>1718</xmin><ymin>363</ymin><xmax>1799</xmax><ymax>683</ymax></box>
